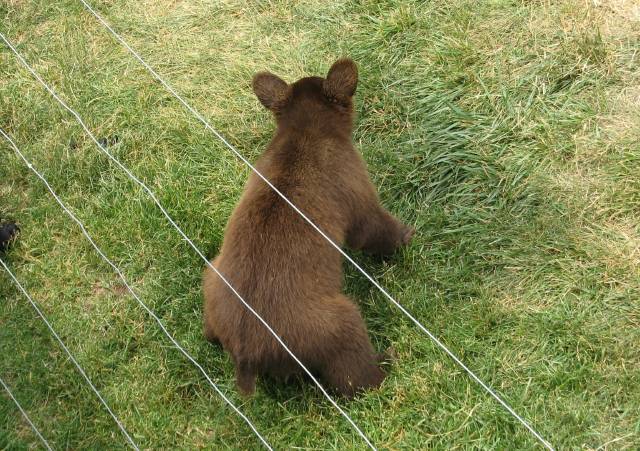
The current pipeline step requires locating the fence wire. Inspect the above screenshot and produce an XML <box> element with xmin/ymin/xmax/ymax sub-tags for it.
<box><xmin>0</xmin><ymin>373</ymin><xmax>53</xmax><ymax>451</ymax></box>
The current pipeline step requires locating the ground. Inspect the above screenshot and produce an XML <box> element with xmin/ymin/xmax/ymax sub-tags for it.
<box><xmin>1</xmin><ymin>0</ymin><xmax>639</xmax><ymax>449</ymax></box>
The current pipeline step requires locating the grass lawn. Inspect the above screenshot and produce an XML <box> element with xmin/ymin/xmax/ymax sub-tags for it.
<box><xmin>1</xmin><ymin>0</ymin><xmax>639</xmax><ymax>449</ymax></box>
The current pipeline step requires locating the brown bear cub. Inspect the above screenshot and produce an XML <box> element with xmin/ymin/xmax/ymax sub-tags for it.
<box><xmin>202</xmin><ymin>58</ymin><xmax>414</xmax><ymax>397</ymax></box>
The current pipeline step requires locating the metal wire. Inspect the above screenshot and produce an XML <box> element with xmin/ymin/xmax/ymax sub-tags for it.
<box><xmin>0</xmin><ymin>374</ymin><xmax>53</xmax><ymax>450</ymax></box>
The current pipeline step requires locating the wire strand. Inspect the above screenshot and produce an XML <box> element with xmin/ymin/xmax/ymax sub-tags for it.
<box><xmin>0</xmin><ymin>374</ymin><xmax>53</xmax><ymax>451</ymax></box>
<box><xmin>0</xmin><ymin>257</ymin><xmax>138</xmax><ymax>450</ymax></box>
<box><xmin>75</xmin><ymin>2</ymin><xmax>554</xmax><ymax>449</ymax></box>
<box><xmin>1</xmin><ymin>29</ymin><xmax>377</xmax><ymax>450</ymax></box>
<box><xmin>0</xmin><ymin>127</ymin><xmax>272</xmax><ymax>451</ymax></box>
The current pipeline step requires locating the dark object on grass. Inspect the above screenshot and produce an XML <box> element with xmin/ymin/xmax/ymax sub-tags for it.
<box><xmin>0</xmin><ymin>222</ymin><xmax>20</xmax><ymax>252</ymax></box>
<box><xmin>202</xmin><ymin>58</ymin><xmax>414</xmax><ymax>398</ymax></box>
<box><xmin>97</xmin><ymin>135</ymin><xmax>120</xmax><ymax>148</ymax></box>
<box><xmin>70</xmin><ymin>135</ymin><xmax>120</xmax><ymax>150</ymax></box>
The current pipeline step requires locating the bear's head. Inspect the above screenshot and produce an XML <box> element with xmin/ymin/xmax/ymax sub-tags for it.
<box><xmin>252</xmin><ymin>58</ymin><xmax>358</xmax><ymax>134</ymax></box>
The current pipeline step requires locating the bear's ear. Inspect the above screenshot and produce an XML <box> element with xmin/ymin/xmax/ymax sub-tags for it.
<box><xmin>252</xmin><ymin>72</ymin><xmax>289</xmax><ymax>111</ymax></box>
<box><xmin>323</xmin><ymin>58</ymin><xmax>358</xmax><ymax>103</ymax></box>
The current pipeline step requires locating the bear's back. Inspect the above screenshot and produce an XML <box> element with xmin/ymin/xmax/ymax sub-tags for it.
<box><xmin>209</xmin><ymin>132</ymin><xmax>369</xmax><ymax>343</ymax></box>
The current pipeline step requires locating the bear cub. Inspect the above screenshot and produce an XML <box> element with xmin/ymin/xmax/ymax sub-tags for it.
<box><xmin>202</xmin><ymin>58</ymin><xmax>414</xmax><ymax>397</ymax></box>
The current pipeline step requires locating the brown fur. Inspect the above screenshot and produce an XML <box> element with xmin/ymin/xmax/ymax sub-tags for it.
<box><xmin>202</xmin><ymin>58</ymin><xmax>414</xmax><ymax>397</ymax></box>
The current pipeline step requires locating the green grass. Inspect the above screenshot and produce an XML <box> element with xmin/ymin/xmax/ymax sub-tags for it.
<box><xmin>1</xmin><ymin>0</ymin><xmax>639</xmax><ymax>449</ymax></box>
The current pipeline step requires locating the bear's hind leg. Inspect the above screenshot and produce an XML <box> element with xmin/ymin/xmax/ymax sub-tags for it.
<box><xmin>235</xmin><ymin>360</ymin><xmax>257</xmax><ymax>396</ymax></box>
<box><xmin>315</xmin><ymin>295</ymin><xmax>386</xmax><ymax>398</ymax></box>
<box><xmin>322</xmin><ymin>348</ymin><xmax>385</xmax><ymax>398</ymax></box>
